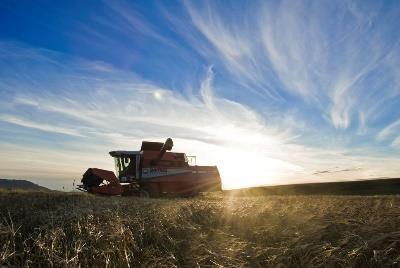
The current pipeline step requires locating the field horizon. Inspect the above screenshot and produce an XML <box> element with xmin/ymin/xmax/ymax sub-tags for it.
<box><xmin>227</xmin><ymin>177</ymin><xmax>400</xmax><ymax>196</ymax></box>
<box><xmin>3</xmin><ymin>176</ymin><xmax>400</xmax><ymax>195</ymax></box>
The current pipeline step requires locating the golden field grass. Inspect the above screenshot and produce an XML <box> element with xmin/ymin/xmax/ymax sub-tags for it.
<box><xmin>1</xmin><ymin>190</ymin><xmax>400</xmax><ymax>267</ymax></box>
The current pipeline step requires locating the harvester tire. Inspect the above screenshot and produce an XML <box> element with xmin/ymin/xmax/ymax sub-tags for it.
<box><xmin>139</xmin><ymin>190</ymin><xmax>150</xmax><ymax>198</ymax></box>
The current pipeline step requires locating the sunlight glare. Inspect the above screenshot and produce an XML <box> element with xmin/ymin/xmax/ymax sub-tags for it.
<box><xmin>175</xmin><ymin>124</ymin><xmax>302</xmax><ymax>190</ymax></box>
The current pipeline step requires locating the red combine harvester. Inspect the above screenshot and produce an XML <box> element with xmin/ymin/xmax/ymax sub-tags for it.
<box><xmin>78</xmin><ymin>138</ymin><xmax>222</xmax><ymax>197</ymax></box>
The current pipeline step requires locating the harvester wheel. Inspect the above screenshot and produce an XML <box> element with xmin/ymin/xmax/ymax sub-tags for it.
<box><xmin>139</xmin><ymin>189</ymin><xmax>150</xmax><ymax>198</ymax></box>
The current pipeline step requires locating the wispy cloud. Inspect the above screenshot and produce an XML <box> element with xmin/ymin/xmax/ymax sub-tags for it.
<box><xmin>104</xmin><ymin>1</ymin><xmax>169</xmax><ymax>44</ymax></box>
<box><xmin>1</xmin><ymin>0</ymin><xmax>400</xmax><ymax>189</ymax></box>
<box><xmin>377</xmin><ymin>119</ymin><xmax>400</xmax><ymax>140</ymax></box>
<box><xmin>1</xmin><ymin>41</ymin><xmax>400</xmax><ymax>190</ymax></box>
<box><xmin>175</xmin><ymin>0</ymin><xmax>400</xmax><ymax>131</ymax></box>
<box><xmin>313</xmin><ymin>167</ymin><xmax>362</xmax><ymax>175</ymax></box>
<box><xmin>377</xmin><ymin>118</ymin><xmax>400</xmax><ymax>148</ymax></box>
<box><xmin>0</xmin><ymin>114</ymin><xmax>84</xmax><ymax>137</ymax></box>
<box><xmin>181</xmin><ymin>1</ymin><xmax>282</xmax><ymax>99</ymax></box>
<box><xmin>393</xmin><ymin>137</ymin><xmax>400</xmax><ymax>148</ymax></box>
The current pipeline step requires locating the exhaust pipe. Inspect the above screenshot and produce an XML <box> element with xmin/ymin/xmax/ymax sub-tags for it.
<box><xmin>152</xmin><ymin>138</ymin><xmax>173</xmax><ymax>165</ymax></box>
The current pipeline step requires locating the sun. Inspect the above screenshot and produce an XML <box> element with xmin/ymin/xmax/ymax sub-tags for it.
<box><xmin>216</xmin><ymin>147</ymin><xmax>300</xmax><ymax>190</ymax></box>
<box><xmin>176</xmin><ymin>124</ymin><xmax>302</xmax><ymax>190</ymax></box>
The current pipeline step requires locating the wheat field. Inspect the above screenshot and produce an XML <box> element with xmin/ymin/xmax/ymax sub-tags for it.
<box><xmin>1</xmin><ymin>191</ymin><xmax>399</xmax><ymax>267</ymax></box>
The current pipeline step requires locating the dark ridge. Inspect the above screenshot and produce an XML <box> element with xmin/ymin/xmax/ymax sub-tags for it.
<box><xmin>0</xmin><ymin>178</ymin><xmax>49</xmax><ymax>191</ymax></box>
<box><xmin>227</xmin><ymin>178</ymin><xmax>400</xmax><ymax>195</ymax></box>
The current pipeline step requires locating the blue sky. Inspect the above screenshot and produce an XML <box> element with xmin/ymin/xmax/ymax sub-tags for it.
<box><xmin>1</xmin><ymin>0</ymin><xmax>400</xmax><ymax>190</ymax></box>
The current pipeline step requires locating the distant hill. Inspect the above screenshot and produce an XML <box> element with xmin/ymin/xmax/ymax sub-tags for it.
<box><xmin>0</xmin><ymin>179</ymin><xmax>49</xmax><ymax>191</ymax></box>
<box><xmin>227</xmin><ymin>178</ymin><xmax>400</xmax><ymax>196</ymax></box>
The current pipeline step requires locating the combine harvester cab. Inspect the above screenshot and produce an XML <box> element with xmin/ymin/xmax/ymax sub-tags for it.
<box><xmin>78</xmin><ymin>138</ymin><xmax>222</xmax><ymax>197</ymax></box>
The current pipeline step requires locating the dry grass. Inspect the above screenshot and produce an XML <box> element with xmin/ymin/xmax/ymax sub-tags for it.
<box><xmin>1</xmin><ymin>190</ymin><xmax>400</xmax><ymax>267</ymax></box>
